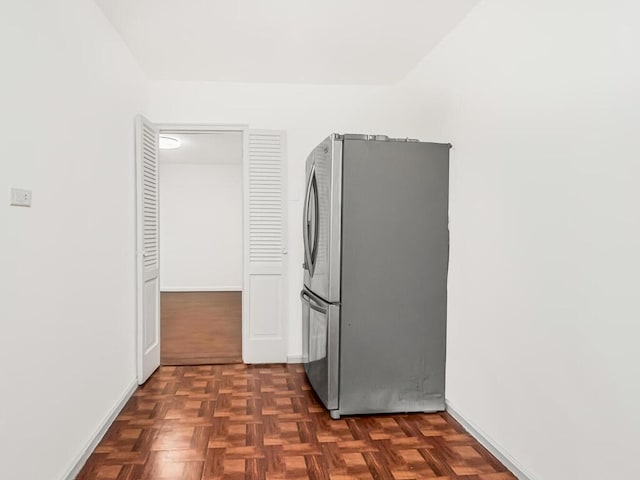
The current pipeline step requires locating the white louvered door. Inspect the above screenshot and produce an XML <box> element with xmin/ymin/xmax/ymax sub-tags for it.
<box><xmin>135</xmin><ymin>115</ymin><xmax>160</xmax><ymax>383</ymax></box>
<box><xmin>244</xmin><ymin>130</ymin><xmax>288</xmax><ymax>363</ymax></box>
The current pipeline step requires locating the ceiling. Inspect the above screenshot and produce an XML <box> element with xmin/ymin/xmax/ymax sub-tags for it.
<box><xmin>159</xmin><ymin>132</ymin><xmax>243</xmax><ymax>165</ymax></box>
<box><xmin>94</xmin><ymin>0</ymin><xmax>479</xmax><ymax>84</ymax></box>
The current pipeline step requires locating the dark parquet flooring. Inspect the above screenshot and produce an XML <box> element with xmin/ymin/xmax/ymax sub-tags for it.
<box><xmin>76</xmin><ymin>364</ymin><xmax>516</xmax><ymax>480</ymax></box>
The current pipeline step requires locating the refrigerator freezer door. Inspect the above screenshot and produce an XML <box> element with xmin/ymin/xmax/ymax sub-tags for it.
<box><xmin>300</xmin><ymin>288</ymin><xmax>339</xmax><ymax>410</ymax></box>
<box><xmin>302</xmin><ymin>135</ymin><xmax>342</xmax><ymax>303</ymax></box>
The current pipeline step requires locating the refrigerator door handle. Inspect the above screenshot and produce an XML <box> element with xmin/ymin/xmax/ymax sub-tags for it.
<box><xmin>300</xmin><ymin>289</ymin><xmax>327</xmax><ymax>314</ymax></box>
<box><xmin>302</xmin><ymin>165</ymin><xmax>315</xmax><ymax>272</ymax></box>
<box><xmin>310</xmin><ymin>171</ymin><xmax>320</xmax><ymax>273</ymax></box>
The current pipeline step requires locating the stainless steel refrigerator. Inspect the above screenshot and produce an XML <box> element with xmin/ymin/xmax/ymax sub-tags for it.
<box><xmin>300</xmin><ymin>133</ymin><xmax>450</xmax><ymax>419</ymax></box>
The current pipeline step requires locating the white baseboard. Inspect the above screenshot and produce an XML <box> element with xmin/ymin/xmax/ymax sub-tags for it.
<box><xmin>160</xmin><ymin>286</ymin><xmax>242</xmax><ymax>292</ymax></box>
<box><xmin>445</xmin><ymin>400</ymin><xmax>536</xmax><ymax>480</ymax></box>
<box><xmin>287</xmin><ymin>354</ymin><xmax>304</xmax><ymax>364</ymax></box>
<box><xmin>62</xmin><ymin>381</ymin><xmax>138</xmax><ymax>480</ymax></box>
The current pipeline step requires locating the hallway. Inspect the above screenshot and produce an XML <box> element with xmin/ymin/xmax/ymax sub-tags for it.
<box><xmin>161</xmin><ymin>292</ymin><xmax>242</xmax><ymax>365</ymax></box>
<box><xmin>76</xmin><ymin>364</ymin><xmax>515</xmax><ymax>479</ymax></box>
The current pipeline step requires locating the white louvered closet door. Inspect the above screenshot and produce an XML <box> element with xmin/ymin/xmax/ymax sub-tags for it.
<box><xmin>135</xmin><ymin>115</ymin><xmax>161</xmax><ymax>383</ymax></box>
<box><xmin>244</xmin><ymin>130</ymin><xmax>288</xmax><ymax>363</ymax></box>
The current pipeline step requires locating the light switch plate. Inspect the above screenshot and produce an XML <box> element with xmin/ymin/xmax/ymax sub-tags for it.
<box><xmin>10</xmin><ymin>187</ymin><xmax>32</xmax><ymax>207</ymax></box>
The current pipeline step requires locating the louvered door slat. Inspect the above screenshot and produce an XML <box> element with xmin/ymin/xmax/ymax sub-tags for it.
<box><xmin>249</xmin><ymin>134</ymin><xmax>284</xmax><ymax>264</ymax></box>
<box><xmin>142</xmin><ymin>122</ymin><xmax>159</xmax><ymax>270</ymax></box>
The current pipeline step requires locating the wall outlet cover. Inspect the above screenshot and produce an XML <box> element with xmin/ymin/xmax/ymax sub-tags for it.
<box><xmin>10</xmin><ymin>187</ymin><xmax>32</xmax><ymax>207</ymax></box>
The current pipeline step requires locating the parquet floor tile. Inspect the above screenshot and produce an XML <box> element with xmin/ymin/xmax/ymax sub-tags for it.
<box><xmin>76</xmin><ymin>364</ymin><xmax>516</xmax><ymax>480</ymax></box>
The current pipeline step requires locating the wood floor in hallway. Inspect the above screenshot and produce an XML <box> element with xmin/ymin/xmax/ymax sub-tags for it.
<box><xmin>161</xmin><ymin>291</ymin><xmax>242</xmax><ymax>365</ymax></box>
<box><xmin>76</xmin><ymin>364</ymin><xmax>516</xmax><ymax>480</ymax></box>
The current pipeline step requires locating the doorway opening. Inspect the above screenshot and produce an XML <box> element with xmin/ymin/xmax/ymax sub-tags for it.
<box><xmin>158</xmin><ymin>129</ymin><xmax>243</xmax><ymax>365</ymax></box>
<box><xmin>136</xmin><ymin>118</ymin><xmax>288</xmax><ymax>383</ymax></box>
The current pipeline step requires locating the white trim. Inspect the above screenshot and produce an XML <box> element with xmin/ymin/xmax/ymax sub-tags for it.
<box><xmin>287</xmin><ymin>354</ymin><xmax>304</xmax><ymax>364</ymax></box>
<box><xmin>241</xmin><ymin>128</ymin><xmax>250</xmax><ymax>362</ymax></box>
<box><xmin>160</xmin><ymin>286</ymin><xmax>242</xmax><ymax>292</ymax></box>
<box><xmin>157</xmin><ymin>123</ymin><xmax>248</xmax><ymax>133</ymax></box>
<box><xmin>445</xmin><ymin>400</ymin><xmax>536</xmax><ymax>480</ymax></box>
<box><xmin>62</xmin><ymin>381</ymin><xmax>138</xmax><ymax>480</ymax></box>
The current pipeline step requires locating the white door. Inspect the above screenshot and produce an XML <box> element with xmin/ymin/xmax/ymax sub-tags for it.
<box><xmin>243</xmin><ymin>130</ymin><xmax>288</xmax><ymax>363</ymax></box>
<box><xmin>135</xmin><ymin>115</ymin><xmax>160</xmax><ymax>383</ymax></box>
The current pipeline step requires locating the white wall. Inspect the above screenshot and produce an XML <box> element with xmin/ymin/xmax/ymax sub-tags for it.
<box><xmin>148</xmin><ymin>81</ymin><xmax>432</xmax><ymax>358</ymax></box>
<box><xmin>159</xmin><ymin>163</ymin><xmax>242</xmax><ymax>290</ymax></box>
<box><xmin>11</xmin><ymin>2</ymin><xmax>632</xmax><ymax>478</ymax></box>
<box><xmin>0</xmin><ymin>1</ymin><xmax>146</xmax><ymax>479</ymax></box>
<box><xmin>401</xmin><ymin>1</ymin><xmax>640</xmax><ymax>478</ymax></box>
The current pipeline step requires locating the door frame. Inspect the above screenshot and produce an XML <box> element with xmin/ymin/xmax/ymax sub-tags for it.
<box><xmin>152</xmin><ymin>122</ymin><xmax>249</xmax><ymax>365</ymax></box>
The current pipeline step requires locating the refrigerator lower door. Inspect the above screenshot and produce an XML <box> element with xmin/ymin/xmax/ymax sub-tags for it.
<box><xmin>300</xmin><ymin>288</ymin><xmax>339</xmax><ymax>411</ymax></box>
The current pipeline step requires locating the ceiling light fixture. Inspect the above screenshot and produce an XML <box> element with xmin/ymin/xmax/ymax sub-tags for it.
<box><xmin>159</xmin><ymin>135</ymin><xmax>182</xmax><ymax>149</ymax></box>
